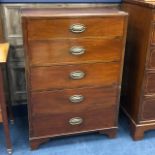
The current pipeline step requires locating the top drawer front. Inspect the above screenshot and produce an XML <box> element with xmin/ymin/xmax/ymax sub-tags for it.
<box><xmin>27</xmin><ymin>17</ymin><xmax>125</xmax><ymax>40</ymax></box>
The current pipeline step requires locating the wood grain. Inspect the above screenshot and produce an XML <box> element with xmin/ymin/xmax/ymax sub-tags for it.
<box><xmin>142</xmin><ymin>97</ymin><xmax>155</xmax><ymax>120</ymax></box>
<box><xmin>32</xmin><ymin>103</ymin><xmax>117</xmax><ymax>137</ymax></box>
<box><xmin>27</xmin><ymin>17</ymin><xmax>125</xmax><ymax>40</ymax></box>
<box><xmin>28</xmin><ymin>38</ymin><xmax>123</xmax><ymax>66</ymax></box>
<box><xmin>29</xmin><ymin>62</ymin><xmax>120</xmax><ymax>91</ymax></box>
<box><xmin>22</xmin><ymin>7</ymin><xmax>128</xmax><ymax>149</ymax></box>
<box><xmin>31</xmin><ymin>86</ymin><xmax>118</xmax><ymax>116</ymax></box>
<box><xmin>121</xmin><ymin>0</ymin><xmax>155</xmax><ymax>140</ymax></box>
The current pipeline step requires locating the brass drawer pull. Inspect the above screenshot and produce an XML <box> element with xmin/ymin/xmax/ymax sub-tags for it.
<box><xmin>69</xmin><ymin>117</ymin><xmax>83</xmax><ymax>125</ymax></box>
<box><xmin>70</xmin><ymin>24</ymin><xmax>86</xmax><ymax>33</ymax></box>
<box><xmin>69</xmin><ymin>95</ymin><xmax>84</xmax><ymax>103</ymax></box>
<box><xmin>70</xmin><ymin>46</ymin><xmax>85</xmax><ymax>56</ymax></box>
<box><xmin>70</xmin><ymin>71</ymin><xmax>85</xmax><ymax>80</ymax></box>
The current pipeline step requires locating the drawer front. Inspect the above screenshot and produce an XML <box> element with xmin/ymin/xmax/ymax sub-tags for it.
<box><xmin>28</xmin><ymin>38</ymin><xmax>123</xmax><ymax>66</ymax></box>
<box><xmin>151</xmin><ymin>24</ymin><xmax>155</xmax><ymax>45</ymax></box>
<box><xmin>31</xmin><ymin>86</ymin><xmax>118</xmax><ymax>116</ymax></box>
<box><xmin>32</xmin><ymin>102</ymin><xmax>117</xmax><ymax>137</ymax></box>
<box><xmin>141</xmin><ymin>97</ymin><xmax>155</xmax><ymax>121</ymax></box>
<box><xmin>29</xmin><ymin>62</ymin><xmax>120</xmax><ymax>91</ymax></box>
<box><xmin>27</xmin><ymin>17</ymin><xmax>125</xmax><ymax>40</ymax></box>
<box><xmin>144</xmin><ymin>72</ymin><xmax>155</xmax><ymax>94</ymax></box>
<box><xmin>147</xmin><ymin>48</ymin><xmax>155</xmax><ymax>69</ymax></box>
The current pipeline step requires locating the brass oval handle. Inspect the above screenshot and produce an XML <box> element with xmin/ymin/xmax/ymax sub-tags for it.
<box><xmin>69</xmin><ymin>117</ymin><xmax>83</xmax><ymax>126</ymax></box>
<box><xmin>70</xmin><ymin>24</ymin><xmax>86</xmax><ymax>33</ymax></box>
<box><xmin>69</xmin><ymin>95</ymin><xmax>84</xmax><ymax>103</ymax></box>
<box><xmin>70</xmin><ymin>46</ymin><xmax>85</xmax><ymax>56</ymax></box>
<box><xmin>70</xmin><ymin>71</ymin><xmax>85</xmax><ymax>80</ymax></box>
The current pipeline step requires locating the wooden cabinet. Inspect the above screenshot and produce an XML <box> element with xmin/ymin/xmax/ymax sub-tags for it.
<box><xmin>1</xmin><ymin>4</ymin><xmax>119</xmax><ymax>106</ymax></box>
<box><xmin>22</xmin><ymin>8</ymin><xmax>128</xmax><ymax>149</ymax></box>
<box><xmin>122</xmin><ymin>0</ymin><xmax>155</xmax><ymax>140</ymax></box>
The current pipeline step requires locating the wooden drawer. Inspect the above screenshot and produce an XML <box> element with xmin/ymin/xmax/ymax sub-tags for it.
<box><xmin>147</xmin><ymin>48</ymin><xmax>155</xmax><ymax>69</ymax></box>
<box><xmin>144</xmin><ymin>72</ymin><xmax>155</xmax><ymax>94</ymax></box>
<box><xmin>32</xmin><ymin>101</ymin><xmax>117</xmax><ymax>137</ymax></box>
<box><xmin>31</xmin><ymin>86</ymin><xmax>118</xmax><ymax>116</ymax></box>
<box><xmin>29</xmin><ymin>62</ymin><xmax>120</xmax><ymax>91</ymax></box>
<box><xmin>151</xmin><ymin>24</ymin><xmax>155</xmax><ymax>45</ymax></box>
<box><xmin>141</xmin><ymin>97</ymin><xmax>155</xmax><ymax>121</ymax></box>
<box><xmin>28</xmin><ymin>38</ymin><xmax>123</xmax><ymax>66</ymax></box>
<box><xmin>27</xmin><ymin>17</ymin><xmax>125</xmax><ymax>40</ymax></box>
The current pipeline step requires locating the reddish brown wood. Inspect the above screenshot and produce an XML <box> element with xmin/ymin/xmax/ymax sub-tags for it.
<box><xmin>28</xmin><ymin>38</ymin><xmax>123</xmax><ymax>66</ymax></box>
<box><xmin>22</xmin><ymin>8</ymin><xmax>127</xmax><ymax>18</ymax></box>
<box><xmin>123</xmin><ymin>0</ymin><xmax>155</xmax><ymax>9</ymax></box>
<box><xmin>127</xmin><ymin>114</ymin><xmax>155</xmax><ymax>140</ymax></box>
<box><xmin>121</xmin><ymin>0</ymin><xmax>155</xmax><ymax>140</ymax></box>
<box><xmin>30</xmin><ymin>138</ymin><xmax>50</xmax><ymax>150</ymax></box>
<box><xmin>31</xmin><ymin>86</ymin><xmax>118</xmax><ymax>116</ymax></box>
<box><xmin>144</xmin><ymin>72</ymin><xmax>155</xmax><ymax>94</ymax></box>
<box><xmin>30</xmin><ymin>62</ymin><xmax>120</xmax><ymax>91</ymax></box>
<box><xmin>141</xmin><ymin>97</ymin><xmax>155</xmax><ymax>121</ymax></box>
<box><xmin>147</xmin><ymin>48</ymin><xmax>155</xmax><ymax>69</ymax></box>
<box><xmin>99</xmin><ymin>128</ymin><xmax>117</xmax><ymax>138</ymax></box>
<box><xmin>22</xmin><ymin>7</ymin><xmax>128</xmax><ymax>149</ymax></box>
<box><xmin>26</xmin><ymin>17</ymin><xmax>124</xmax><ymax>40</ymax></box>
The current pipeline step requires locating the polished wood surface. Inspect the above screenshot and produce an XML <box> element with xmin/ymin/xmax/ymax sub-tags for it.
<box><xmin>30</xmin><ymin>63</ymin><xmax>120</xmax><ymax>91</ymax></box>
<box><xmin>32</xmin><ymin>104</ymin><xmax>117</xmax><ymax>137</ymax></box>
<box><xmin>147</xmin><ymin>48</ymin><xmax>155</xmax><ymax>69</ymax></box>
<box><xmin>142</xmin><ymin>97</ymin><xmax>155</xmax><ymax>120</ymax></box>
<box><xmin>27</xmin><ymin>17</ymin><xmax>125</xmax><ymax>40</ymax></box>
<box><xmin>28</xmin><ymin>38</ymin><xmax>123</xmax><ymax>66</ymax></box>
<box><xmin>22</xmin><ymin>8</ymin><xmax>127</xmax><ymax>17</ymax></box>
<box><xmin>121</xmin><ymin>0</ymin><xmax>155</xmax><ymax>140</ymax></box>
<box><xmin>31</xmin><ymin>86</ymin><xmax>118</xmax><ymax>116</ymax></box>
<box><xmin>22</xmin><ymin>8</ymin><xmax>128</xmax><ymax>149</ymax></box>
<box><xmin>144</xmin><ymin>72</ymin><xmax>155</xmax><ymax>94</ymax></box>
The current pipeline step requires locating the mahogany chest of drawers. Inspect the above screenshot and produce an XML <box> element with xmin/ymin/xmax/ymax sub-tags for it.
<box><xmin>22</xmin><ymin>8</ymin><xmax>128</xmax><ymax>149</ymax></box>
<box><xmin>122</xmin><ymin>0</ymin><xmax>155</xmax><ymax>140</ymax></box>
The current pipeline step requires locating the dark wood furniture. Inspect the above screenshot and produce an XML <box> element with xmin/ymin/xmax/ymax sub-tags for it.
<box><xmin>121</xmin><ymin>0</ymin><xmax>155</xmax><ymax>140</ymax></box>
<box><xmin>0</xmin><ymin>43</ymin><xmax>12</xmax><ymax>154</ymax></box>
<box><xmin>1</xmin><ymin>4</ymin><xmax>119</xmax><ymax>106</ymax></box>
<box><xmin>22</xmin><ymin>8</ymin><xmax>128</xmax><ymax>149</ymax></box>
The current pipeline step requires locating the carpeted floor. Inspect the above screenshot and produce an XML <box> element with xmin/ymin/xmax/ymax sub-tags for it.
<box><xmin>1</xmin><ymin>113</ymin><xmax>155</xmax><ymax>155</ymax></box>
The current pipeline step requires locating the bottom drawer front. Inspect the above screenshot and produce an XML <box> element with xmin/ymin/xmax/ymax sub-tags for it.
<box><xmin>141</xmin><ymin>98</ymin><xmax>155</xmax><ymax>121</ymax></box>
<box><xmin>32</xmin><ymin>105</ymin><xmax>116</xmax><ymax>137</ymax></box>
<box><xmin>31</xmin><ymin>87</ymin><xmax>118</xmax><ymax>116</ymax></box>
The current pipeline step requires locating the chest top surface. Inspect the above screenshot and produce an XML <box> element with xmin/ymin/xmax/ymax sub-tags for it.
<box><xmin>21</xmin><ymin>8</ymin><xmax>127</xmax><ymax>18</ymax></box>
